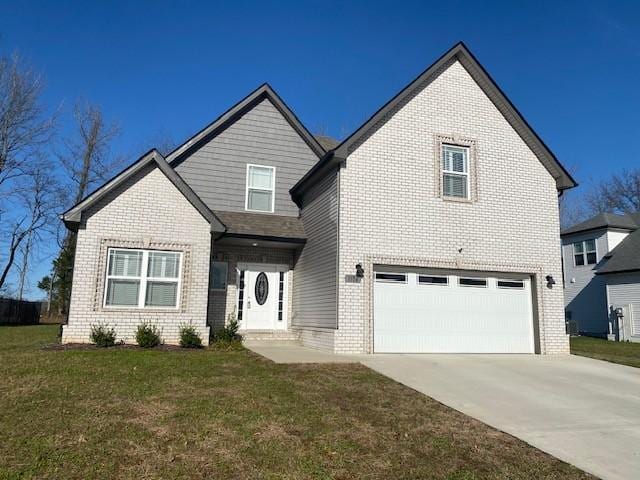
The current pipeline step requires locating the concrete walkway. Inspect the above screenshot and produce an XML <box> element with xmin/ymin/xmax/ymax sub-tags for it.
<box><xmin>243</xmin><ymin>340</ymin><xmax>361</xmax><ymax>363</ymax></box>
<box><xmin>361</xmin><ymin>354</ymin><xmax>640</xmax><ymax>480</ymax></box>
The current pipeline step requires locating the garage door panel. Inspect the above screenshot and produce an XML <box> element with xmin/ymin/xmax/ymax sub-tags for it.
<box><xmin>374</xmin><ymin>270</ymin><xmax>534</xmax><ymax>353</ymax></box>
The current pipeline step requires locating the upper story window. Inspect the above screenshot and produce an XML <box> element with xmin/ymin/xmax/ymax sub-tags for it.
<box><xmin>573</xmin><ymin>239</ymin><xmax>597</xmax><ymax>266</ymax></box>
<box><xmin>246</xmin><ymin>164</ymin><xmax>275</xmax><ymax>212</ymax></box>
<box><xmin>104</xmin><ymin>248</ymin><xmax>182</xmax><ymax>308</ymax></box>
<box><xmin>442</xmin><ymin>144</ymin><xmax>470</xmax><ymax>199</ymax></box>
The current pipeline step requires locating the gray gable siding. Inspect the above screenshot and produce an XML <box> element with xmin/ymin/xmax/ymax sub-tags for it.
<box><xmin>561</xmin><ymin>229</ymin><xmax>609</xmax><ymax>335</ymax></box>
<box><xmin>174</xmin><ymin>98</ymin><xmax>318</xmax><ymax>217</ymax></box>
<box><xmin>292</xmin><ymin>169</ymin><xmax>338</xmax><ymax>328</ymax></box>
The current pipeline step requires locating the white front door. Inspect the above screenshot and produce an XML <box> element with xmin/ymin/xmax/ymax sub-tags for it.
<box><xmin>238</xmin><ymin>264</ymin><xmax>287</xmax><ymax>330</ymax></box>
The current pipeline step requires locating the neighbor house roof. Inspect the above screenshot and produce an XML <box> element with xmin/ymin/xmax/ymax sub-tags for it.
<box><xmin>61</xmin><ymin>150</ymin><xmax>226</xmax><ymax>232</ymax></box>
<box><xmin>166</xmin><ymin>83</ymin><xmax>327</xmax><ymax>165</ymax></box>
<box><xmin>561</xmin><ymin>212</ymin><xmax>640</xmax><ymax>236</ymax></box>
<box><xmin>214</xmin><ymin>210</ymin><xmax>306</xmax><ymax>243</ymax></box>
<box><xmin>597</xmin><ymin>228</ymin><xmax>640</xmax><ymax>275</ymax></box>
<box><xmin>291</xmin><ymin>41</ymin><xmax>577</xmax><ymax>204</ymax></box>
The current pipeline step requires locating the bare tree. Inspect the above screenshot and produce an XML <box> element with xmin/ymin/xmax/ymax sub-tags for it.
<box><xmin>49</xmin><ymin>101</ymin><xmax>122</xmax><ymax>314</ymax></box>
<box><xmin>0</xmin><ymin>55</ymin><xmax>56</xmax><ymax>294</ymax></box>
<box><xmin>559</xmin><ymin>191</ymin><xmax>590</xmax><ymax>230</ymax></box>
<box><xmin>0</xmin><ymin>54</ymin><xmax>54</xmax><ymax>178</ymax></box>
<box><xmin>59</xmin><ymin>100</ymin><xmax>122</xmax><ymax>205</ymax></box>
<box><xmin>0</xmin><ymin>167</ymin><xmax>55</xmax><ymax>291</ymax></box>
<box><xmin>586</xmin><ymin>168</ymin><xmax>640</xmax><ymax>214</ymax></box>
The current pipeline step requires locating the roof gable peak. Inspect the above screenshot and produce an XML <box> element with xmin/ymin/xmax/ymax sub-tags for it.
<box><xmin>291</xmin><ymin>41</ymin><xmax>576</xmax><ymax>202</ymax></box>
<box><xmin>167</xmin><ymin>83</ymin><xmax>326</xmax><ymax>165</ymax></box>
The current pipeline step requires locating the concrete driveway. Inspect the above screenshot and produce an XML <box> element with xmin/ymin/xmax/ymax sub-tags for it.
<box><xmin>361</xmin><ymin>354</ymin><xmax>640</xmax><ymax>480</ymax></box>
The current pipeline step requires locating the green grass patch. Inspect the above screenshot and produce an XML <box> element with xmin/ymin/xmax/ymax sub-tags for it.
<box><xmin>0</xmin><ymin>325</ymin><xmax>592</xmax><ymax>479</ymax></box>
<box><xmin>571</xmin><ymin>335</ymin><xmax>640</xmax><ymax>368</ymax></box>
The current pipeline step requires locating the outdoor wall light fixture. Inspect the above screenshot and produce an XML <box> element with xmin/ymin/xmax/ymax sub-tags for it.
<box><xmin>546</xmin><ymin>275</ymin><xmax>556</xmax><ymax>288</ymax></box>
<box><xmin>355</xmin><ymin>263</ymin><xmax>365</xmax><ymax>278</ymax></box>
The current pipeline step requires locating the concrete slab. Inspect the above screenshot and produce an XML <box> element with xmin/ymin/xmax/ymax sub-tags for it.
<box><xmin>243</xmin><ymin>341</ymin><xmax>361</xmax><ymax>364</ymax></box>
<box><xmin>361</xmin><ymin>354</ymin><xmax>640</xmax><ymax>480</ymax></box>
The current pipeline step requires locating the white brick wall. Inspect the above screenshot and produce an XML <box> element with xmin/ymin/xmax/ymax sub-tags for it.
<box><xmin>62</xmin><ymin>165</ymin><xmax>211</xmax><ymax>345</ymax></box>
<box><xmin>334</xmin><ymin>59</ymin><xmax>568</xmax><ymax>354</ymax></box>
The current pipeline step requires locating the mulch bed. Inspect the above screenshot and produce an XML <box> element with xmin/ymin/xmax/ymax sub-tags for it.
<box><xmin>41</xmin><ymin>342</ymin><xmax>202</xmax><ymax>352</ymax></box>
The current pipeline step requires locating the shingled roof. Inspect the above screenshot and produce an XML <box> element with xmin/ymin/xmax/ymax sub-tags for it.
<box><xmin>213</xmin><ymin>210</ymin><xmax>306</xmax><ymax>242</ymax></box>
<box><xmin>561</xmin><ymin>213</ymin><xmax>640</xmax><ymax>236</ymax></box>
<box><xmin>597</xmin><ymin>228</ymin><xmax>640</xmax><ymax>275</ymax></box>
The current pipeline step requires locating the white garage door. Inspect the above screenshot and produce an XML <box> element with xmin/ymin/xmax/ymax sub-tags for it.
<box><xmin>374</xmin><ymin>269</ymin><xmax>535</xmax><ymax>353</ymax></box>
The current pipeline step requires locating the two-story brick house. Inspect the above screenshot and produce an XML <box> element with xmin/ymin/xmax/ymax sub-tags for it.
<box><xmin>61</xmin><ymin>42</ymin><xmax>576</xmax><ymax>354</ymax></box>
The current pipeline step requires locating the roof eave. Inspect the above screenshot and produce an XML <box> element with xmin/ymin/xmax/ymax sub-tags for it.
<box><xmin>61</xmin><ymin>149</ymin><xmax>226</xmax><ymax>233</ymax></box>
<box><xmin>290</xmin><ymin>152</ymin><xmax>343</xmax><ymax>205</ymax></box>
<box><xmin>596</xmin><ymin>268</ymin><xmax>640</xmax><ymax>276</ymax></box>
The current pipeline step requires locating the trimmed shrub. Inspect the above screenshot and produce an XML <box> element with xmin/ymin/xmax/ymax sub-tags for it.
<box><xmin>215</xmin><ymin>313</ymin><xmax>241</xmax><ymax>343</ymax></box>
<box><xmin>135</xmin><ymin>323</ymin><xmax>162</xmax><ymax>348</ymax></box>
<box><xmin>179</xmin><ymin>325</ymin><xmax>203</xmax><ymax>348</ymax></box>
<box><xmin>90</xmin><ymin>324</ymin><xmax>117</xmax><ymax>347</ymax></box>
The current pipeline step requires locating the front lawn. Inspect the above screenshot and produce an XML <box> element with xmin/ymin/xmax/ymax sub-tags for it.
<box><xmin>0</xmin><ymin>326</ymin><xmax>591</xmax><ymax>480</ymax></box>
<box><xmin>571</xmin><ymin>335</ymin><xmax>640</xmax><ymax>368</ymax></box>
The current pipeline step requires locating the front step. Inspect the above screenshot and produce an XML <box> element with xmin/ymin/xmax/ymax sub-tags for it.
<box><xmin>239</xmin><ymin>330</ymin><xmax>301</xmax><ymax>342</ymax></box>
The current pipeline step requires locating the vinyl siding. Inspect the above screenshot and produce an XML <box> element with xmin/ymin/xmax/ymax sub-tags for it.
<box><xmin>561</xmin><ymin>230</ymin><xmax>608</xmax><ymax>335</ymax></box>
<box><xmin>606</xmin><ymin>230</ymin><xmax>630</xmax><ymax>251</ymax></box>
<box><xmin>606</xmin><ymin>272</ymin><xmax>640</xmax><ymax>339</ymax></box>
<box><xmin>174</xmin><ymin>98</ymin><xmax>318</xmax><ymax>216</ymax></box>
<box><xmin>292</xmin><ymin>169</ymin><xmax>338</xmax><ymax>328</ymax></box>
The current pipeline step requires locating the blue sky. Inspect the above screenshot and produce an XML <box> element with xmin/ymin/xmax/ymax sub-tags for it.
<box><xmin>2</xmin><ymin>0</ymin><xmax>640</xmax><ymax>298</ymax></box>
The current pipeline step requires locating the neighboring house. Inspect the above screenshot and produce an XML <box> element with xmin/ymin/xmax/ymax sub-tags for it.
<box><xmin>61</xmin><ymin>42</ymin><xmax>576</xmax><ymax>354</ymax></box>
<box><xmin>561</xmin><ymin>213</ymin><xmax>640</xmax><ymax>341</ymax></box>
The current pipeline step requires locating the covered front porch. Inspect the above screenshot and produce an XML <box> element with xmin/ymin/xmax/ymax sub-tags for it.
<box><xmin>207</xmin><ymin>211</ymin><xmax>305</xmax><ymax>340</ymax></box>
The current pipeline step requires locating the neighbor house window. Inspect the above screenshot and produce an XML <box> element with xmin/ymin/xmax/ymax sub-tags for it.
<box><xmin>246</xmin><ymin>164</ymin><xmax>275</xmax><ymax>212</ymax></box>
<box><xmin>104</xmin><ymin>248</ymin><xmax>181</xmax><ymax>308</ymax></box>
<box><xmin>573</xmin><ymin>239</ymin><xmax>596</xmax><ymax>266</ymax></box>
<box><xmin>442</xmin><ymin>144</ymin><xmax>469</xmax><ymax>199</ymax></box>
<box><xmin>210</xmin><ymin>261</ymin><xmax>228</xmax><ymax>291</ymax></box>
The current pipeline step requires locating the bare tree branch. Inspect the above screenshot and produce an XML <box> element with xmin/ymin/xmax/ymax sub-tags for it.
<box><xmin>0</xmin><ymin>166</ymin><xmax>55</xmax><ymax>291</ymax></box>
<box><xmin>586</xmin><ymin>168</ymin><xmax>640</xmax><ymax>214</ymax></box>
<box><xmin>58</xmin><ymin>100</ymin><xmax>122</xmax><ymax>206</ymax></box>
<box><xmin>0</xmin><ymin>54</ymin><xmax>55</xmax><ymax>178</ymax></box>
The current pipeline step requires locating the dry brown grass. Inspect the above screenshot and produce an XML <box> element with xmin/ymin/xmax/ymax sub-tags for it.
<box><xmin>0</xmin><ymin>325</ymin><xmax>594</xmax><ymax>480</ymax></box>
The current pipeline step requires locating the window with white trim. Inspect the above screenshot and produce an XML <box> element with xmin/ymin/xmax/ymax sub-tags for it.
<box><xmin>104</xmin><ymin>248</ymin><xmax>182</xmax><ymax>308</ymax></box>
<box><xmin>442</xmin><ymin>144</ymin><xmax>469</xmax><ymax>199</ymax></box>
<box><xmin>573</xmin><ymin>239</ymin><xmax>596</xmax><ymax>266</ymax></box>
<box><xmin>246</xmin><ymin>164</ymin><xmax>275</xmax><ymax>212</ymax></box>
